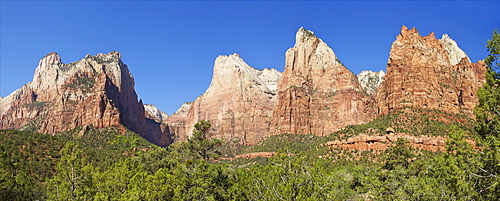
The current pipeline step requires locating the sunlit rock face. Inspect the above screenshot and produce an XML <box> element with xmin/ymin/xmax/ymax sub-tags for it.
<box><xmin>358</xmin><ymin>70</ymin><xmax>385</xmax><ymax>95</ymax></box>
<box><xmin>144</xmin><ymin>104</ymin><xmax>168</xmax><ymax>123</ymax></box>
<box><xmin>270</xmin><ymin>28</ymin><xmax>376</xmax><ymax>137</ymax></box>
<box><xmin>376</xmin><ymin>26</ymin><xmax>486</xmax><ymax>117</ymax></box>
<box><xmin>180</xmin><ymin>54</ymin><xmax>281</xmax><ymax>145</ymax></box>
<box><xmin>164</xmin><ymin>101</ymin><xmax>192</xmax><ymax>142</ymax></box>
<box><xmin>0</xmin><ymin>52</ymin><xmax>171</xmax><ymax>146</ymax></box>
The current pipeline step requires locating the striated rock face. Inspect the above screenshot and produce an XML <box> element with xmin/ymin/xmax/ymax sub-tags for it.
<box><xmin>164</xmin><ymin>101</ymin><xmax>193</xmax><ymax>142</ymax></box>
<box><xmin>0</xmin><ymin>52</ymin><xmax>171</xmax><ymax>146</ymax></box>
<box><xmin>182</xmin><ymin>54</ymin><xmax>282</xmax><ymax>145</ymax></box>
<box><xmin>325</xmin><ymin>133</ymin><xmax>447</xmax><ymax>152</ymax></box>
<box><xmin>358</xmin><ymin>70</ymin><xmax>385</xmax><ymax>95</ymax></box>
<box><xmin>144</xmin><ymin>104</ymin><xmax>168</xmax><ymax>123</ymax></box>
<box><xmin>271</xmin><ymin>28</ymin><xmax>376</xmax><ymax>136</ymax></box>
<box><xmin>376</xmin><ymin>26</ymin><xmax>486</xmax><ymax>117</ymax></box>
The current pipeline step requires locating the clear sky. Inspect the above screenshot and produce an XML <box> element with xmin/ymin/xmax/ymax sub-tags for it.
<box><xmin>1</xmin><ymin>1</ymin><xmax>499</xmax><ymax>115</ymax></box>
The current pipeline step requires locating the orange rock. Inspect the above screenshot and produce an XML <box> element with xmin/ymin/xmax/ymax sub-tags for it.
<box><xmin>178</xmin><ymin>54</ymin><xmax>281</xmax><ymax>145</ymax></box>
<box><xmin>376</xmin><ymin>26</ymin><xmax>486</xmax><ymax>118</ymax></box>
<box><xmin>271</xmin><ymin>27</ymin><xmax>376</xmax><ymax>136</ymax></box>
<box><xmin>0</xmin><ymin>52</ymin><xmax>171</xmax><ymax>146</ymax></box>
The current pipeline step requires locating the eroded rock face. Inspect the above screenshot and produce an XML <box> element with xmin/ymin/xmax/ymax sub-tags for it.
<box><xmin>0</xmin><ymin>52</ymin><xmax>171</xmax><ymax>146</ymax></box>
<box><xmin>325</xmin><ymin>133</ymin><xmax>475</xmax><ymax>152</ymax></box>
<box><xmin>358</xmin><ymin>70</ymin><xmax>385</xmax><ymax>95</ymax></box>
<box><xmin>182</xmin><ymin>54</ymin><xmax>282</xmax><ymax>145</ymax></box>
<box><xmin>376</xmin><ymin>26</ymin><xmax>486</xmax><ymax>117</ymax></box>
<box><xmin>270</xmin><ymin>28</ymin><xmax>376</xmax><ymax>136</ymax></box>
<box><xmin>144</xmin><ymin>104</ymin><xmax>168</xmax><ymax>123</ymax></box>
<box><xmin>164</xmin><ymin>101</ymin><xmax>193</xmax><ymax>142</ymax></box>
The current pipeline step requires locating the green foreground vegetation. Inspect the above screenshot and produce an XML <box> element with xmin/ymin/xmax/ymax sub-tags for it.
<box><xmin>1</xmin><ymin>30</ymin><xmax>499</xmax><ymax>200</ymax></box>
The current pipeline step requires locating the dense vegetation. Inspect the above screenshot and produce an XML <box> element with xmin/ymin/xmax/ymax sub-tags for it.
<box><xmin>1</xmin><ymin>30</ymin><xmax>499</xmax><ymax>200</ymax></box>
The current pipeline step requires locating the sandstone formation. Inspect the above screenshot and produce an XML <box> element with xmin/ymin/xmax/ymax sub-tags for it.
<box><xmin>0</xmin><ymin>52</ymin><xmax>171</xmax><ymax>146</ymax></box>
<box><xmin>358</xmin><ymin>70</ymin><xmax>385</xmax><ymax>95</ymax></box>
<box><xmin>164</xmin><ymin>101</ymin><xmax>192</xmax><ymax>142</ymax></box>
<box><xmin>376</xmin><ymin>26</ymin><xmax>486</xmax><ymax>117</ymax></box>
<box><xmin>325</xmin><ymin>133</ymin><xmax>446</xmax><ymax>152</ymax></box>
<box><xmin>325</xmin><ymin>132</ymin><xmax>476</xmax><ymax>152</ymax></box>
<box><xmin>144</xmin><ymin>104</ymin><xmax>168</xmax><ymax>123</ymax></box>
<box><xmin>270</xmin><ymin>28</ymin><xmax>376</xmax><ymax>136</ymax></box>
<box><xmin>181</xmin><ymin>54</ymin><xmax>282</xmax><ymax>145</ymax></box>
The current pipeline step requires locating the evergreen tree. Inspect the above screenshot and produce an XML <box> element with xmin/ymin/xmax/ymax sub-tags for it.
<box><xmin>177</xmin><ymin>120</ymin><xmax>223</xmax><ymax>160</ymax></box>
<box><xmin>47</xmin><ymin>141</ymin><xmax>95</xmax><ymax>200</ymax></box>
<box><xmin>475</xmin><ymin>29</ymin><xmax>500</xmax><ymax>199</ymax></box>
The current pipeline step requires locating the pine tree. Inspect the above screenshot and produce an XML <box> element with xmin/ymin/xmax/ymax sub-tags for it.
<box><xmin>186</xmin><ymin>120</ymin><xmax>223</xmax><ymax>160</ymax></box>
<box><xmin>474</xmin><ymin>29</ymin><xmax>500</xmax><ymax>199</ymax></box>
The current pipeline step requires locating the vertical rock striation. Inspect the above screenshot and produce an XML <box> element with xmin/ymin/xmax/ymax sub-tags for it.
<box><xmin>376</xmin><ymin>26</ymin><xmax>486</xmax><ymax>117</ymax></box>
<box><xmin>0</xmin><ymin>52</ymin><xmax>171</xmax><ymax>146</ymax></box>
<box><xmin>181</xmin><ymin>54</ymin><xmax>281</xmax><ymax>145</ymax></box>
<box><xmin>270</xmin><ymin>28</ymin><xmax>376</xmax><ymax>136</ymax></box>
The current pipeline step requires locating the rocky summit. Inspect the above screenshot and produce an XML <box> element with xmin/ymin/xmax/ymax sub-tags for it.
<box><xmin>175</xmin><ymin>54</ymin><xmax>282</xmax><ymax>145</ymax></box>
<box><xmin>0</xmin><ymin>52</ymin><xmax>171</xmax><ymax>146</ymax></box>
<box><xmin>0</xmin><ymin>26</ymin><xmax>488</xmax><ymax>147</ymax></box>
<box><xmin>270</xmin><ymin>27</ymin><xmax>376</xmax><ymax>136</ymax></box>
<box><xmin>376</xmin><ymin>26</ymin><xmax>486</xmax><ymax>117</ymax></box>
<box><xmin>144</xmin><ymin>104</ymin><xmax>168</xmax><ymax>123</ymax></box>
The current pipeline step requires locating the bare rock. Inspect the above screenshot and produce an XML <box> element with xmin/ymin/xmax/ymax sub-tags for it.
<box><xmin>182</xmin><ymin>54</ymin><xmax>281</xmax><ymax>145</ymax></box>
<box><xmin>358</xmin><ymin>70</ymin><xmax>385</xmax><ymax>95</ymax></box>
<box><xmin>270</xmin><ymin>27</ymin><xmax>376</xmax><ymax>136</ymax></box>
<box><xmin>0</xmin><ymin>52</ymin><xmax>171</xmax><ymax>146</ymax></box>
<box><xmin>144</xmin><ymin>104</ymin><xmax>168</xmax><ymax>123</ymax></box>
<box><xmin>164</xmin><ymin>101</ymin><xmax>193</xmax><ymax>142</ymax></box>
<box><xmin>376</xmin><ymin>26</ymin><xmax>486</xmax><ymax>117</ymax></box>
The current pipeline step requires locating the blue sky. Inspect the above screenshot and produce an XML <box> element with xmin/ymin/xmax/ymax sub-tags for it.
<box><xmin>1</xmin><ymin>1</ymin><xmax>499</xmax><ymax>115</ymax></box>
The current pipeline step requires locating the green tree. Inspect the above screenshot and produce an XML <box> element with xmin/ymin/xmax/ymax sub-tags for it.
<box><xmin>383</xmin><ymin>138</ymin><xmax>415</xmax><ymax>170</ymax></box>
<box><xmin>474</xmin><ymin>29</ymin><xmax>500</xmax><ymax>199</ymax></box>
<box><xmin>93</xmin><ymin>157</ymin><xmax>145</xmax><ymax>200</ymax></box>
<box><xmin>47</xmin><ymin>141</ymin><xmax>95</xmax><ymax>200</ymax></box>
<box><xmin>180</xmin><ymin>120</ymin><xmax>223</xmax><ymax>160</ymax></box>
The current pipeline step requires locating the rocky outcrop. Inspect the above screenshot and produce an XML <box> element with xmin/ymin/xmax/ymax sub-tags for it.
<box><xmin>270</xmin><ymin>28</ymin><xmax>376</xmax><ymax>136</ymax></box>
<box><xmin>144</xmin><ymin>104</ymin><xmax>168</xmax><ymax>123</ymax></box>
<box><xmin>165</xmin><ymin>101</ymin><xmax>193</xmax><ymax>142</ymax></box>
<box><xmin>325</xmin><ymin>133</ymin><xmax>447</xmax><ymax>151</ymax></box>
<box><xmin>182</xmin><ymin>54</ymin><xmax>282</xmax><ymax>145</ymax></box>
<box><xmin>358</xmin><ymin>70</ymin><xmax>385</xmax><ymax>95</ymax></box>
<box><xmin>325</xmin><ymin>132</ymin><xmax>476</xmax><ymax>152</ymax></box>
<box><xmin>376</xmin><ymin>26</ymin><xmax>486</xmax><ymax>118</ymax></box>
<box><xmin>0</xmin><ymin>52</ymin><xmax>171</xmax><ymax>146</ymax></box>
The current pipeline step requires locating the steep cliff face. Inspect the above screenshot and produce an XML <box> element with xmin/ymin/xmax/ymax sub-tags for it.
<box><xmin>358</xmin><ymin>70</ymin><xmax>385</xmax><ymax>95</ymax></box>
<box><xmin>0</xmin><ymin>52</ymin><xmax>171</xmax><ymax>146</ymax></box>
<box><xmin>182</xmin><ymin>54</ymin><xmax>281</xmax><ymax>145</ymax></box>
<box><xmin>271</xmin><ymin>28</ymin><xmax>376</xmax><ymax>136</ymax></box>
<box><xmin>165</xmin><ymin>101</ymin><xmax>192</xmax><ymax>142</ymax></box>
<box><xmin>376</xmin><ymin>26</ymin><xmax>486</xmax><ymax>117</ymax></box>
<box><xmin>144</xmin><ymin>104</ymin><xmax>168</xmax><ymax>123</ymax></box>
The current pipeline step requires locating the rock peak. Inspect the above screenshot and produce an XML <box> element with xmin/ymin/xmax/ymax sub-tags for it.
<box><xmin>272</xmin><ymin>28</ymin><xmax>375</xmax><ymax>136</ymax></box>
<box><xmin>377</xmin><ymin>26</ymin><xmax>486</xmax><ymax>117</ymax></box>
<box><xmin>40</xmin><ymin>52</ymin><xmax>62</xmax><ymax>67</ymax></box>
<box><xmin>439</xmin><ymin>33</ymin><xmax>470</xmax><ymax>65</ymax></box>
<box><xmin>400</xmin><ymin>25</ymin><xmax>421</xmax><ymax>38</ymax></box>
<box><xmin>295</xmin><ymin>27</ymin><xmax>317</xmax><ymax>45</ymax></box>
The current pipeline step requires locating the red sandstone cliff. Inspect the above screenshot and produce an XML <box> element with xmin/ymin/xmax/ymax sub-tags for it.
<box><xmin>270</xmin><ymin>28</ymin><xmax>376</xmax><ymax>136</ymax></box>
<box><xmin>179</xmin><ymin>54</ymin><xmax>281</xmax><ymax>145</ymax></box>
<box><xmin>376</xmin><ymin>26</ymin><xmax>486</xmax><ymax>117</ymax></box>
<box><xmin>0</xmin><ymin>52</ymin><xmax>171</xmax><ymax>146</ymax></box>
